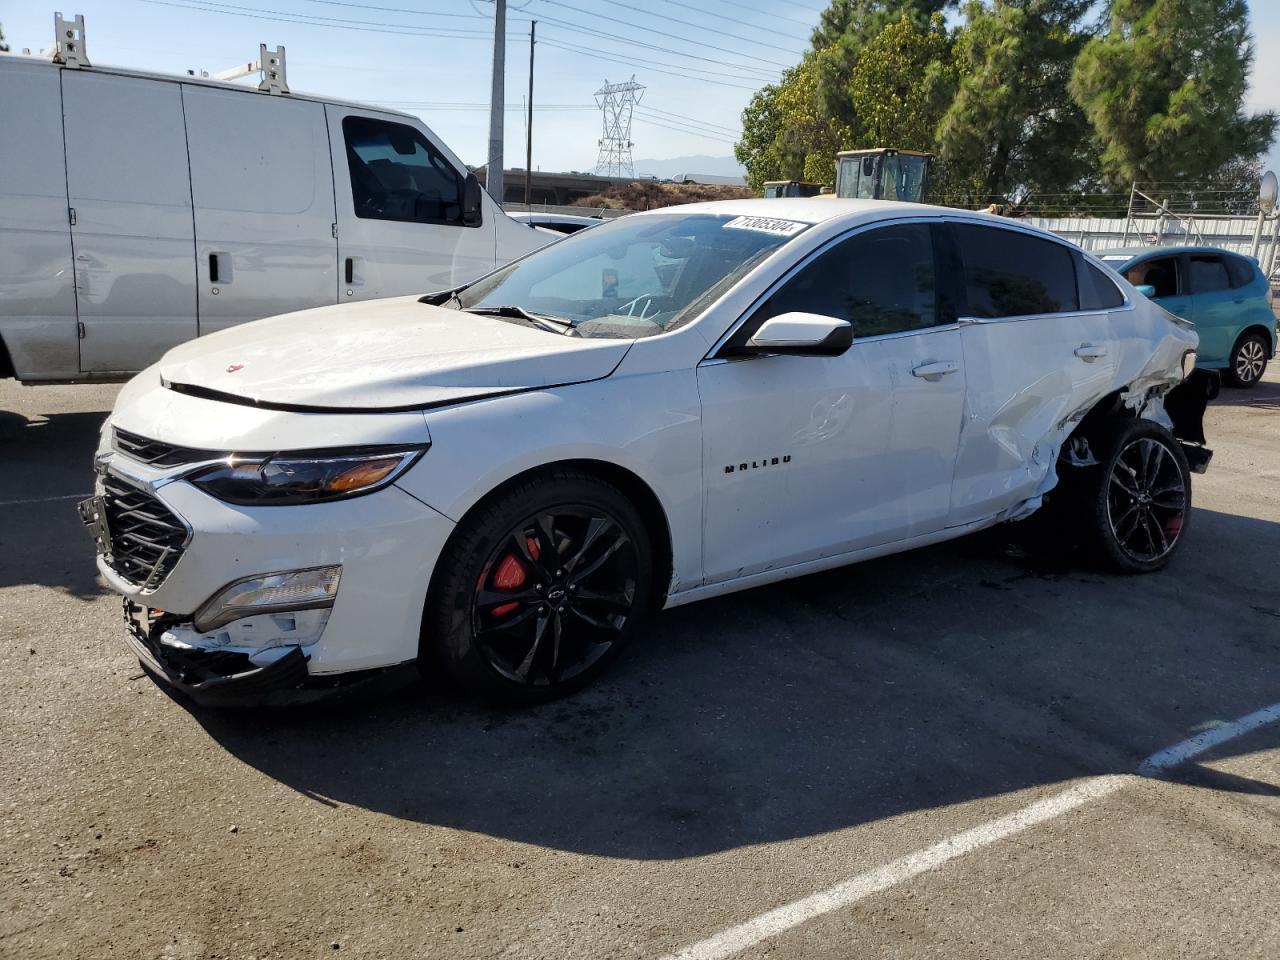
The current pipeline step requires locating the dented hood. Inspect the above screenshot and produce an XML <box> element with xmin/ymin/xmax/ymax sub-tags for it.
<box><xmin>157</xmin><ymin>297</ymin><xmax>631</xmax><ymax>411</ymax></box>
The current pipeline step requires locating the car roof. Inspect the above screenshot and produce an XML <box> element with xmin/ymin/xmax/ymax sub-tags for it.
<box><xmin>1094</xmin><ymin>244</ymin><xmax>1256</xmax><ymax>263</ymax></box>
<box><xmin>635</xmin><ymin>197</ymin><xmax>1013</xmax><ymax>228</ymax></box>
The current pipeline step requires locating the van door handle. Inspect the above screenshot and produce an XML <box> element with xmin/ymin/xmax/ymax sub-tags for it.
<box><xmin>911</xmin><ymin>360</ymin><xmax>959</xmax><ymax>381</ymax></box>
<box><xmin>208</xmin><ymin>253</ymin><xmax>220</xmax><ymax>284</ymax></box>
<box><xmin>345</xmin><ymin>257</ymin><xmax>354</xmax><ymax>284</ymax></box>
<box><xmin>1074</xmin><ymin>343</ymin><xmax>1108</xmax><ymax>361</ymax></box>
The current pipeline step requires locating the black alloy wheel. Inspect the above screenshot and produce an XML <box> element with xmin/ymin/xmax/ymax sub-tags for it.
<box><xmin>1089</xmin><ymin>419</ymin><xmax>1191</xmax><ymax>573</ymax></box>
<box><xmin>424</xmin><ymin>471</ymin><xmax>653</xmax><ymax>702</ymax></box>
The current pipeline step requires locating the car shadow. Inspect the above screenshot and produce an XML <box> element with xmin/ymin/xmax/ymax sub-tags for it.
<box><xmin>191</xmin><ymin>507</ymin><xmax>1280</xmax><ymax>861</ymax></box>
<box><xmin>0</xmin><ymin>408</ymin><xmax>106</xmax><ymax>598</ymax></box>
<box><xmin>1212</xmin><ymin>375</ymin><xmax>1280</xmax><ymax>410</ymax></box>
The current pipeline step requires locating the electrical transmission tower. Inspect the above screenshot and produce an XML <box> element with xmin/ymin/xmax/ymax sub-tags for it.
<box><xmin>593</xmin><ymin>77</ymin><xmax>644</xmax><ymax>178</ymax></box>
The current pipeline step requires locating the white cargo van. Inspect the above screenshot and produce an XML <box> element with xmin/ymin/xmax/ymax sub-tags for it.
<box><xmin>0</xmin><ymin>33</ymin><xmax>550</xmax><ymax>383</ymax></box>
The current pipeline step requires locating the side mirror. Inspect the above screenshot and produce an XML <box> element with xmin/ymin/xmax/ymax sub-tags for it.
<box><xmin>743</xmin><ymin>312</ymin><xmax>853</xmax><ymax>357</ymax></box>
<box><xmin>1135</xmin><ymin>284</ymin><xmax>1157</xmax><ymax>299</ymax></box>
<box><xmin>462</xmin><ymin>172</ymin><xmax>483</xmax><ymax>228</ymax></box>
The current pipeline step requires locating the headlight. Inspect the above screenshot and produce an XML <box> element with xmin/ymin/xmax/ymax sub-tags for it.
<box><xmin>187</xmin><ymin>446</ymin><xmax>427</xmax><ymax>505</ymax></box>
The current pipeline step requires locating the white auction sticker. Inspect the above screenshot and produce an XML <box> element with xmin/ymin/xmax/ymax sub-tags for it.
<box><xmin>723</xmin><ymin>216</ymin><xmax>808</xmax><ymax>237</ymax></box>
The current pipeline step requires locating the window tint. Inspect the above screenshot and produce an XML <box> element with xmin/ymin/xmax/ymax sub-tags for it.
<box><xmin>1078</xmin><ymin>258</ymin><xmax>1125</xmax><ymax>310</ymax></box>
<box><xmin>342</xmin><ymin>116</ymin><xmax>465</xmax><ymax>225</ymax></box>
<box><xmin>1125</xmin><ymin>256</ymin><xmax>1178</xmax><ymax>298</ymax></box>
<box><xmin>1188</xmin><ymin>255</ymin><xmax>1230</xmax><ymax>294</ymax></box>
<box><xmin>954</xmin><ymin>224</ymin><xmax>1078</xmax><ymax>317</ymax></box>
<box><xmin>1225</xmin><ymin>254</ymin><xmax>1255</xmax><ymax>289</ymax></box>
<box><xmin>751</xmin><ymin>223</ymin><xmax>937</xmax><ymax>339</ymax></box>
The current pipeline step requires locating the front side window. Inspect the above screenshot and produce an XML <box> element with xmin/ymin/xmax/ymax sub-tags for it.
<box><xmin>955</xmin><ymin>224</ymin><xmax>1078</xmax><ymax>317</ymax></box>
<box><xmin>748</xmin><ymin>223</ymin><xmax>938</xmax><ymax>339</ymax></box>
<box><xmin>454</xmin><ymin>213</ymin><xmax>803</xmax><ymax>339</ymax></box>
<box><xmin>343</xmin><ymin>116</ymin><xmax>466</xmax><ymax>226</ymax></box>
<box><xmin>1188</xmin><ymin>254</ymin><xmax>1230</xmax><ymax>294</ymax></box>
<box><xmin>1126</xmin><ymin>256</ymin><xmax>1179</xmax><ymax>298</ymax></box>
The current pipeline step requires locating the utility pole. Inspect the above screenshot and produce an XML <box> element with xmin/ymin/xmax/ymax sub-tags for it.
<box><xmin>525</xmin><ymin>21</ymin><xmax>536</xmax><ymax>208</ymax></box>
<box><xmin>486</xmin><ymin>0</ymin><xmax>506</xmax><ymax>203</ymax></box>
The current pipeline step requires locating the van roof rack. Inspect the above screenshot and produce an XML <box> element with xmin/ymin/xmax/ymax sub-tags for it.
<box><xmin>205</xmin><ymin>44</ymin><xmax>290</xmax><ymax>94</ymax></box>
<box><xmin>51</xmin><ymin>12</ymin><xmax>89</xmax><ymax>68</ymax></box>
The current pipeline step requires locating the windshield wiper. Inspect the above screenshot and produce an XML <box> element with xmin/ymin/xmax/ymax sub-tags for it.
<box><xmin>418</xmin><ymin>287</ymin><xmax>465</xmax><ymax>308</ymax></box>
<box><xmin>464</xmin><ymin>305</ymin><xmax>574</xmax><ymax>335</ymax></box>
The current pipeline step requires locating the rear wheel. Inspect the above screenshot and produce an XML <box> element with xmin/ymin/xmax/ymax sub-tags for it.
<box><xmin>1088</xmin><ymin>419</ymin><xmax>1191</xmax><ymax>573</ymax></box>
<box><xmin>423</xmin><ymin>471</ymin><xmax>652</xmax><ymax>703</ymax></box>
<box><xmin>1223</xmin><ymin>330</ymin><xmax>1269</xmax><ymax>388</ymax></box>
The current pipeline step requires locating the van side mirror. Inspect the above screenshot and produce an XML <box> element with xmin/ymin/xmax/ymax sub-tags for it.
<box><xmin>1136</xmin><ymin>284</ymin><xmax>1157</xmax><ymax>299</ymax></box>
<box><xmin>462</xmin><ymin>172</ymin><xmax>483</xmax><ymax>228</ymax></box>
<box><xmin>742</xmin><ymin>312</ymin><xmax>853</xmax><ymax>357</ymax></box>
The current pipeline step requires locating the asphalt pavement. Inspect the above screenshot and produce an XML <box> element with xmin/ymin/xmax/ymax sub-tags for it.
<box><xmin>1</xmin><ymin>370</ymin><xmax>1278</xmax><ymax>959</ymax></box>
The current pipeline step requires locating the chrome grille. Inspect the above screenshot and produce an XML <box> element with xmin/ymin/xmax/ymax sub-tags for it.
<box><xmin>113</xmin><ymin>427</ymin><xmax>223</xmax><ymax>467</ymax></box>
<box><xmin>100</xmin><ymin>474</ymin><xmax>188</xmax><ymax>589</ymax></box>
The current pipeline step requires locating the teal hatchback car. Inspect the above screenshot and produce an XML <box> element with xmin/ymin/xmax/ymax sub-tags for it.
<box><xmin>1098</xmin><ymin>246</ymin><xmax>1277</xmax><ymax>387</ymax></box>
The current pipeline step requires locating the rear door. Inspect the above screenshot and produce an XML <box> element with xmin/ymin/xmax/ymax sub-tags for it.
<box><xmin>183</xmin><ymin>86</ymin><xmax>337</xmax><ymax>336</ymax></box>
<box><xmin>1184</xmin><ymin>252</ymin><xmax>1236</xmax><ymax>365</ymax></box>
<box><xmin>327</xmin><ymin>108</ymin><xmax>496</xmax><ymax>300</ymax></box>
<box><xmin>62</xmin><ymin>71</ymin><xmax>197</xmax><ymax>373</ymax></box>
<box><xmin>949</xmin><ymin>222</ymin><xmax>1116</xmax><ymax>526</ymax></box>
<box><xmin>698</xmin><ymin>221</ymin><xmax>966</xmax><ymax>584</ymax></box>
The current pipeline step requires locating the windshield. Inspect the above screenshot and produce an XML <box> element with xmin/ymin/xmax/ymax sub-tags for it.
<box><xmin>452</xmin><ymin>213</ymin><xmax>808</xmax><ymax>339</ymax></box>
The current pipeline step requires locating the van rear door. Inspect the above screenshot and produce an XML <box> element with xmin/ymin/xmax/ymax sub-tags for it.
<box><xmin>327</xmin><ymin>107</ymin><xmax>496</xmax><ymax>300</ymax></box>
<box><xmin>62</xmin><ymin>71</ymin><xmax>197</xmax><ymax>374</ymax></box>
<box><xmin>184</xmin><ymin>87</ymin><xmax>337</xmax><ymax>335</ymax></box>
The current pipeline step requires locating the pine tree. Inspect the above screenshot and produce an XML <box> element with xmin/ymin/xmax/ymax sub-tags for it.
<box><xmin>1070</xmin><ymin>0</ymin><xmax>1276</xmax><ymax>184</ymax></box>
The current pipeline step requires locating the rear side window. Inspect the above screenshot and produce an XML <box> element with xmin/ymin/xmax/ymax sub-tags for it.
<box><xmin>1225</xmin><ymin>255</ymin><xmax>1255</xmax><ymax>289</ymax></box>
<box><xmin>750</xmin><ymin>223</ymin><xmax>938</xmax><ymax>339</ymax></box>
<box><xmin>954</xmin><ymin>224</ymin><xmax>1078</xmax><ymax>317</ymax></box>
<box><xmin>1188</xmin><ymin>255</ymin><xmax>1230</xmax><ymax>294</ymax></box>
<box><xmin>342</xmin><ymin>116</ymin><xmax>465</xmax><ymax>226</ymax></box>
<box><xmin>1078</xmin><ymin>258</ymin><xmax>1125</xmax><ymax>310</ymax></box>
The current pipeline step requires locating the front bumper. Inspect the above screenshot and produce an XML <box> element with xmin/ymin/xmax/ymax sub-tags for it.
<box><xmin>122</xmin><ymin>600</ymin><xmax>417</xmax><ymax>707</ymax></box>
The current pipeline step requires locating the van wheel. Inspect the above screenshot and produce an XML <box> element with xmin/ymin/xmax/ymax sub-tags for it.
<box><xmin>1085</xmin><ymin>420</ymin><xmax>1191</xmax><ymax>573</ymax></box>
<box><xmin>1223</xmin><ymin>331</ymin><xmax>1269</xmax><ymax>388</ymax></box>
<box><xmin>423</xmin><ymin>470</ymin><xmax>652</xmax><ymax>704</ymax></box>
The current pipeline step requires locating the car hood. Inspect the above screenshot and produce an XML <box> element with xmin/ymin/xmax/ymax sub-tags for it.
<box><xmin>157</xmin><ymin>297</ymin><xmax>631</xmax><ymax>411</ymax></box>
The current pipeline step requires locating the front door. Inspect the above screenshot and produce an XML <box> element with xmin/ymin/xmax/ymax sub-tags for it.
<box><xmin>327</xmin><ymin>107</ymin><xmax>496</xmax><ymax>301</ymax></box>
<box><xmin>183</xmin><ymin>86</ymin><xmax>337</xmax><ymax>337</ymax></box>
<box><xmin>698</xmin><ymin>222</ymin><xmax>966</xmax><ymax>585</ymax></box>
<box><xmin>63</xmin><ymin>72</ymin><xmax>197</xmax><ymax>373</ymax></box>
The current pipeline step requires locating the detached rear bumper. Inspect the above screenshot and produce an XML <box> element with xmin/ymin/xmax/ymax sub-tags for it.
<box><xmin>1165</xmin><ymin>368</ymin><xmax>1219</xmax><ymax>474</ymax></box>
<box><xmin>123</xmin><ymin>600</ymin><xmax>417</xmax><ymax>708</ymax></box>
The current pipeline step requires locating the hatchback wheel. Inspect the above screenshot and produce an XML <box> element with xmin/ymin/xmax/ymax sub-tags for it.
<box><xmin>424</xmin><ymin>470</ymin><xmax>653</xmax><ymax>703</ymax></box>
<box><xmin>1224</xmin><ymin>331</ymin><xmax>1269</xmax><ymax>388</ymax></box>
<box><xmin>1087</xmin><ymin>419</ymin><xmax>1191</xmax><ymax>573</ymax></box>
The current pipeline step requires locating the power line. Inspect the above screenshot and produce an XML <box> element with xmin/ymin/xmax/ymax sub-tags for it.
<box><xmin>641</xmin><ymin>104</ymin><xmax>741</xmax><ymax>136</ymax></box>
<box><xmin>536</xmin><ymin>34</ymin><xmax>765</xmax><ymax>85</ymax></box>
<box><xmin>634</xmin><ymin>108</ymin><xmax>739</xmax><ymax>142</ymax></box>
<box><xmin>561</xmin><ymin>0</ymin><xmax>808</xmax><ymax>57</ymax></box>
<box><xmin>537</xmin><ymin>37</ymin><xmax>761</xmax><ymax>90</ymax></box>
<box><xmin>528</xmin><ymin>0</ymin><xmax>794</xmax><ymax>69</ymax></box>
<box><xmin>632</xmin><ymin>114</ymin><xmax>737</xmax><ymax>146</ymax></box>
<box><xmin>135</xmin><ymin>0</ymin><xmax>495</xmax><ymax>38</ymax></box>
<box><xmin>651</xmin><ymin>0</ymin><xmax>817</xmax><ymax>37</ymax></box>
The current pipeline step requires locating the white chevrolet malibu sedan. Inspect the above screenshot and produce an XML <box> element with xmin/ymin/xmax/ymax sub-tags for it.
<box><xmin>82</xmin><ymin>199</ymin><xmax>1216</xmax><ymax>707</ymax></box>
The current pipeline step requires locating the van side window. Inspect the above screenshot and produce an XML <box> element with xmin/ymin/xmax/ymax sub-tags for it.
<box><xmin>749</xmin><ymin>223</ymin><xmax>938</xmax><ymax>339</ymax></box>
<box><xmin>1126</xmin><ymin>256</ymin><xmax>1178</xmax><ymax>298</ymax></box>
<box><xmin>342</xmin><ymin>116</ymin><xmax>464</xmax><ymax>226</ymax></box>
<box><xmin>1078</xmin><ymin>257</ymin><xmax>1125</xmax><ymax>310</ymax></box>
<box><xmin>954</xmin><ymin>224</ymin><xmax>1078</xmax><ymax>317</ymax></box>
<box><xmin>1188</xmin><ymin>254</ymin><xmax>1230</xmax><ymax>294</ymax></box>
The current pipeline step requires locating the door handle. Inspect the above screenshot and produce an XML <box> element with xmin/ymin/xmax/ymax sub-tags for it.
<box><xmin>911</xmin><ymin>360</ymin><xmax>959</xmax><ymax>381</ymax></box>
<box><xmin>208</xmin><ymin>252</ymin><xmax>220</xmax><ymax>284</ymax></box>
<box><xmin>344</xmin><ymin>257</ymin><xmax>354</xmax><ymax>284</ymax></box>
<box><xmin>1074</xmin><ymin>343</ymin><xmax>1108</xmax><ymax>362</ymax></box>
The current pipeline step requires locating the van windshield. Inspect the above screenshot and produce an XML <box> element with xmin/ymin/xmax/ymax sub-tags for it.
<box><xmin>447</xmin><ymin>213</ymin><xmax>807</xmax><ymax>339</ymax></box>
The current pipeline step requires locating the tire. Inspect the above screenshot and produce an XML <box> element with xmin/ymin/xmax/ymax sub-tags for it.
<box><xmin>1084</xmin><ymin>419</ymin><xmax>1192</xmax><ymax>574</ymax></box>
<box><xmin>422</xmin><ymin>469</ymin><xmax>653</xmax><ymax>704</ymax></box>
<box><xmin>1223</xmin><ymin>330</ymin><xmax>1270</xmax><ymax>388</ymax></box>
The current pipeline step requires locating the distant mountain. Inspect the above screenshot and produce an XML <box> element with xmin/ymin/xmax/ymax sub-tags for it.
<box><xmin>634</xmin><ymin>155</ymin><xmax>746</xmax><ymax>180</ymax></box>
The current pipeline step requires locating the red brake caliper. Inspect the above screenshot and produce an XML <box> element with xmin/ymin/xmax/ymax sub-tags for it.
<box><xmin>490</xmin><ymin>537</ymin><xmax>540</xmax><ymax>618</ymax></box>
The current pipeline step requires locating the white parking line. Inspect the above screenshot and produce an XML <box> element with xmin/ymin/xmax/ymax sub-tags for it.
<box><xmin>0</xmin><ymin>492</ymin><xmax>91</xmax><ymax>507</ymax></box>
<box><xmin>661</xmin><ymin>702</ymin><xmax>1280</xmax><ymax>960</ymax></box>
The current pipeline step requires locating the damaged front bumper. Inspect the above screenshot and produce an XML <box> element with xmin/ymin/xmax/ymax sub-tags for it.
<box><xmin>122</xmin><ymin>600</ymin><xmax>416</xmax><ymax>708</ymax></box>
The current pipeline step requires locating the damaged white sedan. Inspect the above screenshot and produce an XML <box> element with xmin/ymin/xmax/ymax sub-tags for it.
<box><xmin>81</xmin><ymin>199</ymin><xmax>1215</xmax><ymax>706</ymax></box>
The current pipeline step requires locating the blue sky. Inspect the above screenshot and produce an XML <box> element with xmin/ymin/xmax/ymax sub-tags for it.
<box><xmin>4</xmin><ymin>0</ymin><xmax>1279</xmax><ymax>177</ymax></box>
